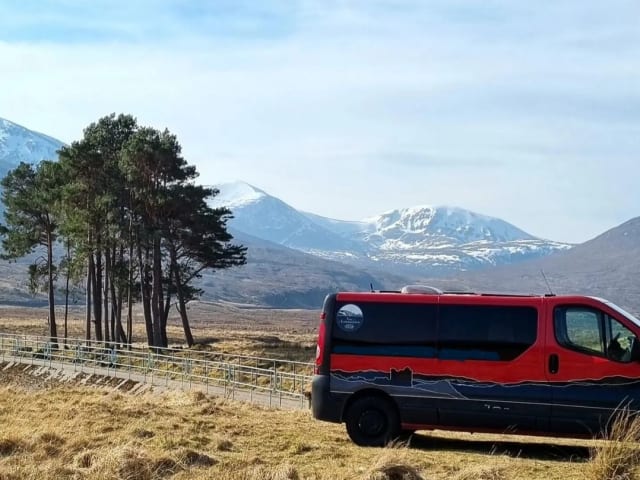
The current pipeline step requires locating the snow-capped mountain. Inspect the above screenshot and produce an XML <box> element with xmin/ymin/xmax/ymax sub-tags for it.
<box><xmin>211</xmin><ymin>181</ymin><xmax>572</xmax><ymax>273</ymax></box>
<box><xmin>364</xmin><ymin>205</ymin><xmax>534</xmax><ymax>246</ymax></box>
<box><xmin>0</xmin><ymin>117</ymin><xmax>64</xmax><ymax>179</ymax></box>
<box><xmin>209</xmin><ymin>182</ymin><xmax>366</xmax><ymax>256</ymax></box>
<box><xmin>356</xmin><ymin>205</ymin><xmax>569</xmax><ymax>269</ymax></box>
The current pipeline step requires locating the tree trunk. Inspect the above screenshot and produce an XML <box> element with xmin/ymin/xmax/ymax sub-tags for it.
<box><xmin>104</xmin><ymin>247</ymin><xmax>111</xmax><ymax>343</ymax></box>
<box><xmin>46</xmin><ymin>227</ymin><xmax>58</xmax><ymax>347</ymax></box>
<box><xmin>126</xmin><ymin>194</ymin><xmax>134</xmax><ymax>347</ymax></box>
<box><xmin>64</xmin><ymin>243</ymin><xmax>70</xmax><ymax>346</ymax></box>
<box><xmin>114</xmin><ymin>245</ymin><xmax>125</xmax><ymax>344</ymax></box>
<box><xmin>115</xmin><ymin>291</ymin><xmax>126</xmax><ymax>343</ymax></box>
<box><xmin>93</xmin><ymin>243</ymin><xmax>103</xmax><ymax>342</ymax></box>
<box><xmin>161</xmin><ymin>265</ymin><xmax>172</xmax><ymax>348</ymax></box>
<box><xmin>90</xmin><ymin>252</ymin><xmax>102</xmax><ymax>341</ymax></box>
<box><xmin>171</xmin><ymin>249</ymin><xmax>194</xmax><ymax>347</ymax></box>
<box><xmin>151</xmin><ymin>233</ymin><xmax>163</xmax><ymax>348</ymax></box>
<box><xmin>137</xmin><ymin>234</ymin><xmax>153</xmax><ymax>346</ymax></box>
<box><xmin>86</xmin><ymin>252</ymin><xmax>93</xmax><ymax>341</ymax></box>
<box><xmin>127</xmin><ymin>231</ymin><xmax>134</xmax><ymax>347</ymax></box>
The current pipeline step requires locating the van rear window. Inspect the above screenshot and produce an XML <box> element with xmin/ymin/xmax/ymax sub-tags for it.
<box><xmin>332</xmin><ymin>302</ymin><xmax>438</xmax><ymax>358</ymax></box>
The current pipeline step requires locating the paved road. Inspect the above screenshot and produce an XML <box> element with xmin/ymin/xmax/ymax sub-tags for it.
<box><xmin>1</xmin><ymin>353</ymin><xmax>310</xmax><ymax>411</ymax></box>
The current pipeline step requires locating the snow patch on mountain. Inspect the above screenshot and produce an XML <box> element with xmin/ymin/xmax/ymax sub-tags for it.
<box><xmin>363</xmin><ymin>205</ymin><xmax>534</xmax><ymax>246</ymax></box>
<box><xmin>209</xmin><ymin>181</ymin><xmax>267</xmax><ymax>209</ymax></box>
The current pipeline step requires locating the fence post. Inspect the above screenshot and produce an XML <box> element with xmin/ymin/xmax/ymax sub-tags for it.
<box><xmin>205</xmin><ymin>361</ymin><xmax>209</xmax><ymax>394</ymax></box>
<box><xmin>273</xmin><ymin>360</ymin><xmax>277</xmax><ymax>390</ymax></box>
<box><xmin>293</xmin><ymin>363</ymin><xmax>296</xmax><ymax>393</ymax></box>
<box><xmin>110</xmin><ymin>347</ymin><xmax>117</xmax><ymax>375</ymax></box>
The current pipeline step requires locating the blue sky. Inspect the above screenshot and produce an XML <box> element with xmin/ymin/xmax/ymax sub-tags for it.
<box><xmin>1</xmin><ymin>1</ymin><xmax>638</xmax><ymax>243</ymax></box>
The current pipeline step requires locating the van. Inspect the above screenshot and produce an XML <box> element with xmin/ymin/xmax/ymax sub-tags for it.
<box><xmin>311</xmin><ymin>286</ymin><xmax>640</xmax><ymax>446</ymax></box>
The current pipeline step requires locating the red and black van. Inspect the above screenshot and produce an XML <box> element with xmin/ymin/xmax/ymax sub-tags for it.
<box><xmin>311</xmin><ymin>286</ymin><xmax>640</xmax><ymax>446</ymax></box>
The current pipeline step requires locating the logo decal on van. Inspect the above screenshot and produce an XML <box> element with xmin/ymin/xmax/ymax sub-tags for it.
<box><xmin>336</xmin><ymin>304</ymin><xmax>364</xmax><ymax>332</ymax></box>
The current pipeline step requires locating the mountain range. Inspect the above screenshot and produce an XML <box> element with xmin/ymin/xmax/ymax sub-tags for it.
<box><xmin>0</xmin><ymin>116</ymin><xmax>637</xmax><ymax>314</ymax></box>
<box><xmin>209</xmin><ymin>181</ymin><xmax>571</xmax><ymax>274</ymax></box>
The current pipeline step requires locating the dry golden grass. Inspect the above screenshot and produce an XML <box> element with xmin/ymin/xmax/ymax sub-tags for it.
<box><xmin>586</xmin><ymin>407</ymin><xmax>640</xmax><ymax>480</ymax></box>
<box><xmin>0</xmin><ymin>362</ymin><xmax>599</xmax><ymax>480</ymax></box>
<box><xmin>0</xmin><ymin>303</ymin><xmax>318</xmax><ymax>362</ymax></box>
<box><xmin>359</xmin><ymin>448</ymin><xmax>426</xmax><ymax>479</ymax></box>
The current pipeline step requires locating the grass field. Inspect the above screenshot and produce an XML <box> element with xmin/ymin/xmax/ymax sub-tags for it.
<box><xmin>0</xmin><ymin>304</ymin><xmax>639</xmax><ymax>479</ymax></box>
<box><xmin>0</xmin><ymin>364</ymin><xmax>601</xmax><ymax>480</ymax></box>
<box><xmin>0</xmin><ymin>302</ymin><xmax>319</xmax><ymax>362</ymax></box>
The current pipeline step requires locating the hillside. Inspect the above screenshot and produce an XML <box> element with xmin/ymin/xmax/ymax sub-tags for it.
<box><xmin>441</xmin><ymin>217</ymin><xmax>640</xmax><ymax>314</ymax></box>
<box><xmin>3</xmin><ymin>218</ymin><xmax>636</xmax><ymax>311</ymax></box>
<box><xmin>0</xmin><ymin>230</ymin><xmax>414</xmax><ymax>308</ymax></box>
<box><xmin>198</xmin><ymin>230</ymin><xmax>412</xmax><ymax>308</ymax></box>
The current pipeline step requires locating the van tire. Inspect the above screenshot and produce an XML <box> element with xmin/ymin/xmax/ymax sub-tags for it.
<box><xmin>345</xmin><ymin>396</ymin><xmax>400</xmax><ymax>447</ymax></box>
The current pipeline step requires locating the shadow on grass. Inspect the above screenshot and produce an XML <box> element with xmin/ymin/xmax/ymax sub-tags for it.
<box><xmin>408</xmin><ymin>432</ymin><xmax>590</xmax><ymax>462</ymax></box>
<box><xmin>191</xmin><ymin>337</ymin><xmax>221</xmax><ymax>348</ymax></box>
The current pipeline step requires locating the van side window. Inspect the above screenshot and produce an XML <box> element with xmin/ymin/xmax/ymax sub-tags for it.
<box><xmin>556</xmin><ymin>308</ymin><xmax>604</xmax><ymax>355</ymax></box>
<box><xmin>554</xmin><ymin>306</ymin><xmax>637</xmax><ymax>363</ymax></box>
<box><xmin>438</xmin><ymin>305</ymin><xmax>538</xmax><ymax>361</ymax></box>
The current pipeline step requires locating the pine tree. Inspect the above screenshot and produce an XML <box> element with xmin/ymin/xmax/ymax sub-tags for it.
<box><xmin>58</xmin><ymin>114</ymin><xmax>138</xmax><ymax>344</ymax></box>
<box><xmin>7</xmin><ymin>113</ymin><xmax>247</xmax><ymax>349</ymax></box>
<box><xmin>121</xmin><ymin>128</ymin><xmax>247</xmax><ymax>347</ymax></box>
<box><xmin>0</xmin><ymin>161</ymin><xmax>65</xmax><ymax>344</ymax></box>
<box><xmin>164</xmin><ymin>184</ymin><xmax>246</xmax><ymax>346</ymax></box>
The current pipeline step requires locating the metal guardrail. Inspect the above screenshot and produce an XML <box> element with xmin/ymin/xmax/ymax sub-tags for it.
<box><xmin>0</xmin><ymin>333</ymin><xmax>314</xmax><ymax>409</ymax></box>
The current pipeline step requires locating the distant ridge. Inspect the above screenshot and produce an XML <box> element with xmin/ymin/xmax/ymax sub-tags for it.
<box><xmin>445</xmin><ymin>216</ymin><xmax>640</xmax><ymax>315</ymax></box>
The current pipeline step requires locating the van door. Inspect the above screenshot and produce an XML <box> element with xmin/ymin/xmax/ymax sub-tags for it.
<box><xmin>436</xmin><ymin>301</ymin><xmax>551</xmax><ymax>432</ymax></box>
<box><xmin>546</xmin><ymin>300</ymin><xmax>640</xmax><ymax>435</ymax></box>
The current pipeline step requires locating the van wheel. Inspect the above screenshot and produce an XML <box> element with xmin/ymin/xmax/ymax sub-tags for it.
<box><xmin>345</xmin><ymin>396</ymin><xmax>399</xmax><ymax>447</ymax></box>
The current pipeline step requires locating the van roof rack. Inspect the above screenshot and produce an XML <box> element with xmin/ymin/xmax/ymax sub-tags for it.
<box><xmin>400</xmin><ymin>285</ymin><xmax>444</xmax><ymax>295</ymax></box>
<box><xmin>477</xmin><ymin>292</ymin><xmax>541</xmax><ymax>298</ymax></box>
<box><xmin>397</xmin><ymin>288</ymin><xmax>546</xmax><ymax>297</ymax></box>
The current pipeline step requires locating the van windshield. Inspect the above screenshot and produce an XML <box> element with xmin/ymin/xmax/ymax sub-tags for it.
<box><xmin>593</xmin><ymin>297</ymin><xmax>640</xmax><ymax>328</ymax></box>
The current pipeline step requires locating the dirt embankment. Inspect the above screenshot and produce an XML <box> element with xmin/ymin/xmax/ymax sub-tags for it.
<box><xmin>0</xmin><ymin>361</ymin><xmax>149</xmax><ymax>394</ymax></box>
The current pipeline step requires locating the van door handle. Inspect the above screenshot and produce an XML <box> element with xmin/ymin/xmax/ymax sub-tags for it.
<box><xmin>548</xmin><ymin>354</ymin><xmax>559</xmax><ymax>374</ymax></box>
